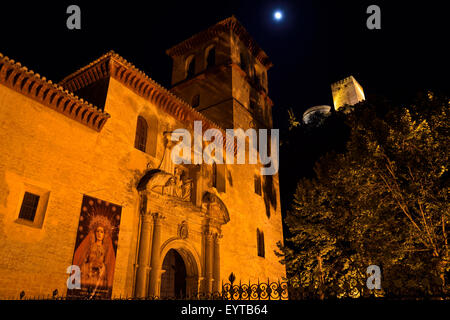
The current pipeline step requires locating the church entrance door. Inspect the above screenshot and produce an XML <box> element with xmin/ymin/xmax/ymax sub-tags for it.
<box><xmin>160</xmin><ymin>249</ymin><xmax>187</xmax><ymax>298</ymax></box>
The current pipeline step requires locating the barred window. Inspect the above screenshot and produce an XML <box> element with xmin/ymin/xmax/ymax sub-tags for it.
<box><xmin>18</xmin><ymin>192</ymin><xmax>40</xmax><ymax>222</ymax></box>
<box><xmin>135</xmin><ymin>116</ymin><xmax>148</xmax><ymax>152</ymax></box>
<box><xmin>257</xmin><ymin>229</ymin><xmax>265</xmax><ymax>258</ymax></box>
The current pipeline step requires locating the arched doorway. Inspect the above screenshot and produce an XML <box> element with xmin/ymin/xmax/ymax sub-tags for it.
<box><xmin>160</xmin><ymin>249</ymin><xmax>187</xmax><ymax>298</ymax></box>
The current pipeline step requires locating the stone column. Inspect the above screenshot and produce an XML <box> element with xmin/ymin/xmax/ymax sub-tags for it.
<box><xmin>134</xmin><ymin>211</ymin><xmax>153</xmax><ymax>298</ymax></box>
<box><xmin>204</xmin><ymin>231</ymin><xmax>214</xmax><ymax>294</ymax></box>
<box><xmin>197</xmin><ymin>276</ymin><xmax>205</xmax><ymax>296</ymax></box>
<box><xmin>213</xmin><ymin>233</ymin><xmax>222</xmax><ymax>293</ymax></box>
<box><xmin>148</xmin><ymin>212</ymin><xmax>165</xmax><ymax>297</ymax></box>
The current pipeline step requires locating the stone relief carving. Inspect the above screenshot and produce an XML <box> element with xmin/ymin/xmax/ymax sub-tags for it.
<box><xmin>173</xmin><ymin>167</ymin><xmax>193</xmax><ymax>201</ymax></box>
<box><xmin>178</xmin><ymin>221</ymin><xmax>189</xmax><ymax>239</ymax></box>
<box><xmin>145</xmin><ymin>171</ymin><xmax>174</xmax><ymax>195</ymax></box>
<box><xmin>202</xmin><ymin>192</ymin><xmax>230</xmax><ymax>225</ymax></box>
<box><xmin>139</xmin><ymin>167</ymin><xmax>193</xmax><ymax>202</ymax></box>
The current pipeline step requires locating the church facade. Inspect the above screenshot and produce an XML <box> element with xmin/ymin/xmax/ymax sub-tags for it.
<box><xmin>0</xmin><ymin>17</ymin><xmax>285</xmax><ymax>299</ymax></box>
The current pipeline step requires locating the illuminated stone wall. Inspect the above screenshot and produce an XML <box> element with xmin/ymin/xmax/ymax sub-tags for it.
<box><xmin>0</xmin><ymin>39</ymin><xmax>285</xmax><ymax>299</ymax></box>
<box><xmin>331</xmin><ymin>75</ymin><xmax>365</xmax><ymax>110</ymax></box>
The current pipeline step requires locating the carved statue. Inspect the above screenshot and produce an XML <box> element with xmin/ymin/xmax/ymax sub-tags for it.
<box><xmin>173</xmin><ymin>167</ymin><xmax>192</xmax><ymax>201</ymax></box>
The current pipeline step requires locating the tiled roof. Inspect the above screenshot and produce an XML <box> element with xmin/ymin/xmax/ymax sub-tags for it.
<box><xmin>59</xmin><ymin>51</ymin><xmax>235</xmax><ymax>153</ymax></box>
<box><xmin>0</xmin><ymin>53</ymin><xmax>110</xmax><ymax>131</ymax></box>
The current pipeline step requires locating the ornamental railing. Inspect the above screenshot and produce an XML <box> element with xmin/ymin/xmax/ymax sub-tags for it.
<box><xmin>7</xmin><ymin>280</ymin><xmax>449</xmax><ymax>300</ymax></box>
<box><xmin>222</xmin><ymin>280</ymin><xmax>288</xmax><ymax>300</ymax></box>
<box><xmin>8</xmin><ymin>280</ymin><xmax>288</xmax><ymax>301</ymax></box>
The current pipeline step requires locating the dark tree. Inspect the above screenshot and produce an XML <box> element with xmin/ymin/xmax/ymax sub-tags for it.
<box><xmin>277</xmin><ymin>91</ymin><xmax>449</xmax><ymax>298</ymax></box>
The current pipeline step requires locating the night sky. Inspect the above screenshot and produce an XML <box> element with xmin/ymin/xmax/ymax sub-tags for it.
<box><xmin>0</xmin><ymin>1</ymin><xmax>447</xmax><ymax>204</ymax></box>
<box><xmin>1</xmin><ymin>1</ymin><xmax>447</xmax><ymax>121</ymax></box>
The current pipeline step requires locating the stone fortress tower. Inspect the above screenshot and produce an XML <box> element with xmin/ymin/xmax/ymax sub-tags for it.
<box><xmin>331</xmin><ymin>75</ymin><xmax>365</xmax><ymax>111</ymax></box>
<box><xmin>302</xmin><ymin>75</ymin><xmax>365</xmax><ymax>124</ymax></box>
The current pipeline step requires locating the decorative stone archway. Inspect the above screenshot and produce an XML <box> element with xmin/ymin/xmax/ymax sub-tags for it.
<box><xmin>133</xmin><ymin>171</ymin><xmax>230</xmax><ymax>299</ymax></box>
<box><xmin>158</xmin><ymin>238</ymin><xmax>202</xmax><ymax>297</ymax></box>
<box><xmin>160</xmin><ymin>249</ymin><xmax>186</xmax><ymax>298</ymax></box>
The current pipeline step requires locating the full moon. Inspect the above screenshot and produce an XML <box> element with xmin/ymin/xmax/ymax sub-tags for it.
<box><xmin>274</xmin><ymin>11</ymin><xmax>283</xmax><ymax>21</ymax></box>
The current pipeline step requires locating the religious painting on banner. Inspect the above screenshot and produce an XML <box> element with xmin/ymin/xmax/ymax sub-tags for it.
<box><xmin>67</xmin><ymin>195</ymin><xmax>122</xmax><ymax>299</ymax></box>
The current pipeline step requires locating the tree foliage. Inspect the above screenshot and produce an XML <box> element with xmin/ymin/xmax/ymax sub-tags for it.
<box><xmin>277</xmin><ymin>92</ymin><xmax>449</xmax><ymax>298</ymax></box>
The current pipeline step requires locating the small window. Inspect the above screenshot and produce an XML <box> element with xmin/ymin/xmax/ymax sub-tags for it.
<box><xmin>15</xmin><ymin>184</ymin><xmax>50</xmax><ymax>228</ymax></box>
<box><xmin>254</xmin><ymin>175</ymin><xmax>262</xmax><ymax>196</ymax></box>
<box><xmin>256</xmin><ymin>75</ymin><xmax>262</xmax><ymax>87</ymax></box>
<box><xmin>212</xmin><ymin>162</ymin><xmax>226</xmax><ymax>193</ymax></box>
<box><xmin>257</xmin><ymin>229</ymin><xmax>265</xmax><ymax>258</ymax></box>
<box><xmin>192</xmin><ymin>94</ymin><xmax>200</xmax><ymax>108</ymax></box>
<box><xmin>212</xmin><ymin>162</ymin><xmax>217</xmax><ymax>188</ymax></box>
<box><xmin>240</xmin><ymin>52</ymin><xmax>248</xmax><ymax>73</ymax></box>
<box><xmin>206</xmin><ymin>47</ymin><xmax>215</xmax><ymax>68</ymax></box>
<box><xmin>135</xmin><ymin>116</ymin><xmax>148</xmax><ymax>152</ymax></box>
<box><xmin>18</xmin><ymin>192</ymin><xmax>40</xmax><ymax>222</ymax></box>
<box><xmin>186</xmin><ymin>56</ymin><xmax>195</xmax><ymax>79</ymax></box>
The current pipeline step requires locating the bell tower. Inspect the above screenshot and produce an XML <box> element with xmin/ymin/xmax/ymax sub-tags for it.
<box><xmin>166</xmin><ymin>16</ymin><xmax>274</xmax><ymax>130</ymax></box>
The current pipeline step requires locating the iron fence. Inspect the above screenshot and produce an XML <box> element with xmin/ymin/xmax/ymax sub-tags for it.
<box><xmin>5</xmin><ymin>280</ymin><xmax>449</xmax><ymax>300</ymax></box>
<box><xmin>7</xmin><ymin>280</ymin><xmax>288</xmax><ymax>301</ymax></box>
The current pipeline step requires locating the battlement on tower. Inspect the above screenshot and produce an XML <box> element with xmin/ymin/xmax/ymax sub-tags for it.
<box><xmin>331</xmin><ymin>75</ymin><xmax>365</xmax><ymax>110</ymax></box>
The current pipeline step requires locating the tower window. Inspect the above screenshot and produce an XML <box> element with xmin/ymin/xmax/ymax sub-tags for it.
<box><xmin>206</xmin><ymin>47</ymin><xmax>216</xmax><ymax>68</ymax></box>
<box><xmin>254</xmin><ymin>175</ymin><xmax>262</xmax><ymax>196</ymax></box>
<box><xmin>192</xmin><ymin>94</ymin><xmax>200</xmax><ymax>108</ymax></box>
<box><xmin>240</xmin><ymin>52</ymin><xmax>248</xmax><ymax>74</ymax></box>
<box><xmin>212</xmin><ymin>162</ymin><xmax>226</xmax><ymax>193</ymax></box>
<box><xmin>135</xmin><ymin>116</ymin><xmax>148</xmax><ymax>152</ymax></box>
<box><xmin>257</xmin><ymin>229</ymin><xmax>265</xmax><ymax>258</ymax></box>
<box><xmin>255</xmin><ymin>74</ymin><xmax>261</xmax><ymax>87</ymax></box>
<box><xmin>212</xmin><ymin>162</ymin><xmax>217</xmax><ymax>188</ymax></box>
<box><xmin>186</xmin><ymin>56</ymin><xmax>195</xmax><ymax>79</ymax></box>
<box><xmin>18</xmin><ymin>192</ymin><xmax>40</xmax><ymax>222</ymax></box>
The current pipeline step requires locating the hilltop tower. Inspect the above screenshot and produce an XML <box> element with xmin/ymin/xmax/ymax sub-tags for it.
<box><xmin>166</xmin><ymin>16</ymin><xmax>274</xmax><ymax>131</ymax></box>
<box><xmin>331</xmin><ymin>75</ymin><xmax>365</xmax><ymax>111</ymax></box>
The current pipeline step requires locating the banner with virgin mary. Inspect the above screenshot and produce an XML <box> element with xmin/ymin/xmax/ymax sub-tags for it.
<box><xmin>67</xmin><ymin>195</ymin><xmax>122</xmax><ymax>299</ymax></box>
